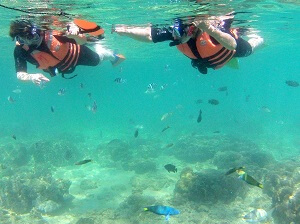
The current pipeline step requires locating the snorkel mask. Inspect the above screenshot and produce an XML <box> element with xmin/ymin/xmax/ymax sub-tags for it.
<box><xmin>15</xmin><ymin>21</ymin><xmax>41</xmax><ymax>45</ymax></box>
<box><xmin>172</xmin><ymin>18</ymin><xmax>184</xmax><ymax>39</ymax></box>
<box><xmin>169</xmin><ymin>18</ymin><xmax>185</xmax><ymax>47</ymax></box>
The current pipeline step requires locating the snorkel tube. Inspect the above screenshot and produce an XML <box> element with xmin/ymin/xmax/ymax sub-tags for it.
<box><xmin>169</xmin><ymin>18</ymin><xmax>184</xmax><ymax>47</ymax></box>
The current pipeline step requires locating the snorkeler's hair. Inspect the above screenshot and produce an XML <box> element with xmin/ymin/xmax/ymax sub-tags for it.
<box><xmin>9</xmin><ymin>19</ymin><xmax>35</xmax><ymax>40</ymax></box>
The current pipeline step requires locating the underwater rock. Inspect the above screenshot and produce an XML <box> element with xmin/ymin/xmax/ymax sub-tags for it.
<box><xmin>174</xmin><ymin>168</ymin><xmax>247</xmax><ymax>204</ymax></box>
<box><xmin>76</xmin><ymin>217</ymin><xmax>95</xmax><ymax>224</ymax></box>
<box><xmin>36</xmin><ymin>200</ymin><xmax>61</xmax><ymax>214</ymax></box>
<box><xmin>170</xmin><ymin>135</ymin><xmax>262</xmax><ymax>163</ymax></box>
<box><xmin>105</xmin><ymin>139</ymin><xmax>131</xmax><ymax>162</ymax></box>
<box><xmin>170</xmin><ymin>135</ymin><xmax>219</xmax><ymax>163</ymax></box>
<box><xmin>0</xmin><ymin>144</ymin><xmax>30</xmax><ymax>167</ymax></box>
<box><xmin>0</xmin><ymin>168</ymin><xmax>73</xmax><ymax>214</ymax></box>
<box><xmin>79</xmin><ymin>179</ymin><xmax>99</xmax><ymax>190</ymax></box>
<box><xmin>118</xmin><ymin>193</ymin><xmax>156</xmax><ymax>217</ymax></box>
<box><xmin>30</xmin><ymin>140</ymin><xmax>82</xmax><ymax>167</ymax></box>
<box><xmin>213</xmin><ymin>150</ymin><xmax>275</xmax><ymax>169</ymax></box>
<box><xmin>122</xmin><ymin>159</ymin><xmax>157</xmax><ymax>174</ymax></box>
<box><xmin>12</xmin><ymin>145</ymin><xmax>30</xmax><ymax>166</ymax></box>
<box><xmin>213</xmin><ymin>151</ymin><xmax>243</xmax><ymax>169</ymax></box>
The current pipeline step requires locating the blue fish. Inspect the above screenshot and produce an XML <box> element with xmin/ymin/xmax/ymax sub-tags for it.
<box><xmin>144</xmin><ymin>205</ymin><xmax>180</xmax><ymax>221</ymax></box>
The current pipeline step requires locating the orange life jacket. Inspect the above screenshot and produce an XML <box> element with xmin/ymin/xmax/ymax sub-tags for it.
<box><xmin>177</xmin><ymin>31</ymin><xmax>236</xmax><ymax>69</ymax></box>
<box><xmin>20</xmin><ymin>31</ymin><xmax>80</xmax><ymax>75</ymax></box>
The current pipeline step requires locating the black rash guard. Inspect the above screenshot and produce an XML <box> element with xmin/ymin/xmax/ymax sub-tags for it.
<box><xmin>150</xmin><ymin>27</ymin><xmax>252</xmax><ymax>57</ymax></box>
<box><xmin>14</xmin><ymin>35</ymin><xmax>100</xmax><ymax>74</ymax></box>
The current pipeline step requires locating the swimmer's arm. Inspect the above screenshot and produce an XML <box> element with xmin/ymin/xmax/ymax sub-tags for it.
<box><xmin>192</xmin><ymin>20</ymin><xmax>237</xmax><ymax>50</ymax></box>
<box><xmin>17</xmin><ymin>71</ymin><xmax>50</xmax><ymax>85</ymax></box>
<box><xmin>113</xmin><ymin>25</ymin><xmax>153</xmax><ymax>42</ymax></box>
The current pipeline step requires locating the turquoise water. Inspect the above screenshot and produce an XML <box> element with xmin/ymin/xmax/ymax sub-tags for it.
<box><xmin>0</xmin><ymin>0</ymin><xmax>299</xmax><ymax>224</ymax></box>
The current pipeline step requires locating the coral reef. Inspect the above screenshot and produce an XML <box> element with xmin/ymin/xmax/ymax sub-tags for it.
<box><xmin>76</xmin><ymin>217</ymin><xmax>95</xmax><ymax>224</ymax></box>
<box><xmin>118</xmin><ymin>193</ymin><xmax>156</xmax><ymax>217</ymax></box>
<box><xmin>213</xmin><ymin>150</ymin><xmax>275</xmax><ymax>170</ymax></box>
<box><xmin>0</xmin><ymin>167</ymin><xmax>73</xmax><ymax>214</ymax></box>
<box><xmin>174</xmin><ymin>167</ymin><xmax>247</xmax><ymax>204</ymax></box>
<box><xmin>262</xmin><ymin>159</ymin><xmax>300</xmax><ymax>223</ymax></box>
<box><xmin>30</xmin><ymin>140</ymin><xmax>82</xmax><ymax>167</ymax></box>
<box><xmin>102</xmin><ymin>139</ymin><xmax>131</xmax><ymax>162</ymax></box>
<box><xmin>0</xmin><ymin>144</ymin><xmax>30</xmax><ymax>167</ymax></box>
<box><xmin>170</xmin><ymin>134</ymin><xmax>264</xmax><ymax>164</ymax></box>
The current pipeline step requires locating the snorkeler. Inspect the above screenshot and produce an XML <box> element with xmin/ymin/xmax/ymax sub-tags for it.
<box><xmin>112</xmin><ymin>13</ymin><xmax>263</xmax><ymax>74</ymax></box>
<box><xmin>9</xmin><ymin>19</ymin><xmax>125</xmax><ymax>86</ymax></box>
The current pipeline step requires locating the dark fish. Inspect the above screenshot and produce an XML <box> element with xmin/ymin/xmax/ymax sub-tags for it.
<box><xmin>218</xmin><ymin>86</ymin><xmax>228</xmax><ymax>92</ymax></box>
<box><xmin>164</xmin><ymin>164</ymin><xmax>177</xmax><ymax>173</ymax></box>
<box><xmin>50</xmin><ymin>106</ymin><xmax>55</xmax><ymax>113</ymax></box>
<box><xmin>114</xmin><ymin>77</ymin><xmax>127</xmax><ymax>84</ymax></box>
<box><xmin>285</xmin><ymin>80</ymin><xmax>299</xmax><ymax>87</ymax></box>
<box><xmin>75</xmin><ymin>159</ymin><xmax>92</xmax><ymax>165</ymax></box>
<box><xmin>197</xmin><ymin>109</ymin><xmax>202</xmax><ymax>123</ymax></box>
<box><xmin>91</xmin><ymin>101</ymin><xmax>97</xmax><ymax>113</ymax></box>
<box><xmin>245</xmin><ymin>95</ymin><xmax>250</xmax><ymax>102</ymax></box>
<box><xmin>80</xmin><ymin>83</ymin><xmax>84</xmax><ymax>89</ymax></box>
<box><xmin>0</xmin><ymin>164</ymin><xmax>7</xmax><ymax>170</ymax></box>
<box><xmin>195</xmin><ymin>99</ymin><xmax>203</xmax><ymax>104</ymax></box>
<box><xmin>161</xmin><ymin>126</ymin><xmax>170</xmax><ymax>132</ymax></box>
<box><xmin>208</xmin><ymin>99</ymin><xmax>219</xmax><ymax>105</ymax></box>
<box><xmin>164</xmin><ymin>143</ymin><xmax>174</xmax><ymax>148</ymax></box>
<box><xmin>88</xmin><ymin>93</ymin><xmax>92</xmax><ymax>99</ymax></box>
<box><xmin>12</xmin><ymin>135</ymin><xmax>16</xmax><ymax>140</ymax></box>
<box><xmin>225</xmin><ymin>166</ymin><xmax>245</xmax><ymax>175</ymax></box>
<box><xmin>134</xmin><ymin>129</ymin><xmax>139</xmax><ymax>138</ymax></box>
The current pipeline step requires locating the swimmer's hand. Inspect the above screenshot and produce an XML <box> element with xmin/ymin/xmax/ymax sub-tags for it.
<box><xmin>30</xmin><ymin>73</ymin><xmax>50</xmax><ymax>86</ymax></box>
<box><xmin>191</xmin><ymin>20</ymin><xmax>211</xmax><ymax>30</ymax></box>
<box><xmin>17</xmin><ymin>72</ymin><xmax>50</xmax><ymax>86</ymax></box>
<box><xmin>66</xmin><ymin>22</ymin><xmax>80</xmax><ymax>35</ymax></box>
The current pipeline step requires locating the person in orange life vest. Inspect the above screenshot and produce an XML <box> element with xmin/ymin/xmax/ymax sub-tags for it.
<box><xmin>112</xmin><ymin>15</ymin><xmax>263</xmax><ymax>74</ymax></box>
<box><xmin>9</xmin><ymin>19</ymin><xmax>125</xmax><ymax>86</ymax></box>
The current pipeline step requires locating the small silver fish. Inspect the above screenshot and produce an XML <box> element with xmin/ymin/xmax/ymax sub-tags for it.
<box><xmin>12</xmin><ymin>89</ymin><xmax>22</xmax><ymax>94</ymax></box>
<box><xmin>160</xmin><ymin>84</ymin><xmax>168</xmax><ymax>91</ymax></box>
<box><xmin>91</xmin><ymin>101</ymin><xmax>97</xmax><ymax>113</ymax></box>
<box><xmin>8</xmin><ymin>96</ymin><xmax>15</xmax><ymax>103</ymax></box>
<box><xmin>161</xmin><ymin>112</ymin><xmax>173</xmax><ymax>121</ymax></box>
<box><xmin>135</xmin><ymin>125</ymin><xmax>144</xmax><ymax>129</ymax></box>
<box><xmin>261</xmin><ymin>106</ymin><xmax>271</xmax><ymax>113</ymax></box>
<box><xmin>243</xmin><ymin>208</ymin><xmax>268</xmax><ymax>223</ymax></box>
<box><xmin>58</xmin><ymin>88</ymin><xmax>66</xmax><ymax>96</ymax></box>
<box><xmin>145</xmin><ymin>83</ymin><xmax>157</xmax><ymax>94</ymax></box>
<box><xmin>51</xmin><ymin>106</ymin><xmax>55</xmax><ymax>113</ymax></box>
<box><xmin>80</xmin><ymin>83</ymin><xmax>84</xmax><ymax>89</ymax></box>
<box><xmin>114</xmin><ymin>77</ymin><xmax>127</xmax><ymax>84</ymax></box>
